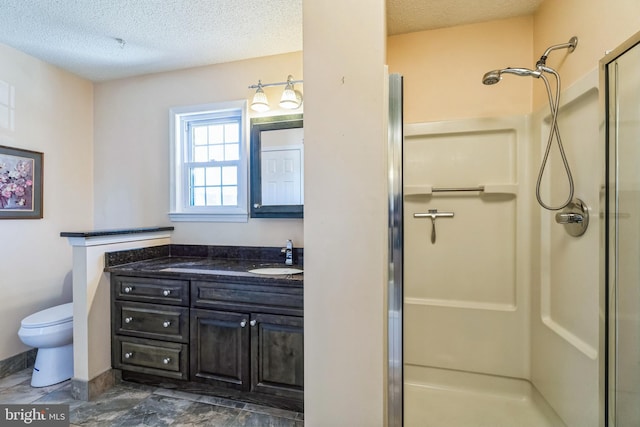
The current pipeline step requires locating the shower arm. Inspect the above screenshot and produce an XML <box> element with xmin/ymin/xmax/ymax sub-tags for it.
<box><xmin>536</xmin><ymin>36</ymin><xmax>579</xmax><ymax>67</ymax></box>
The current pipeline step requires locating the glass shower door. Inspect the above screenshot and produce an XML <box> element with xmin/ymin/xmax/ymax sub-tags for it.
<box><xmin>606</xmin><ymin>31</ymin><xmax>640</xmax><ymax>427</ymax></box>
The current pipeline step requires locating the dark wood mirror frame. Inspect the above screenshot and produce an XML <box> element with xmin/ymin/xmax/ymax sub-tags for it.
<box><xmin>250</xmin><ymin>114</ymin><xmax>303</xmax><ymax>218</ymax></box>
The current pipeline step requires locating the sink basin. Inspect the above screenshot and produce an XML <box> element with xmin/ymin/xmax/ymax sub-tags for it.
<box><xmin>248</xmin><ymin>267</ymin><xmax>303</xmax><ymax>275</ymax></box>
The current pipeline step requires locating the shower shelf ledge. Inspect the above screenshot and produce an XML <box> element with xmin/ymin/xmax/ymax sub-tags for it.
<box><xmin>405</xmin><ymin>184</ymin><xmax>518</xmax><ymax>197</ymax></box>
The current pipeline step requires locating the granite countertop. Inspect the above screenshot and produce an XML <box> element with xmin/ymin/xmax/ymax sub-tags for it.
<box><xmin>104</xmin><ymin>244</ymin><xmax>303</xmax><ymax>286</ymax></box>
<box><xmin>61</xmin><ymin>226</ymin><xmax>174</xmax><ymax>238</ymax></box>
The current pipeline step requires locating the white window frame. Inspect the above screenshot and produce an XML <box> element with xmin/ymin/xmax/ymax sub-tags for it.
<box><xmin>169</xmin><ymin>100</ymin><xmax>248</xmax><ymax>222</ymax></box>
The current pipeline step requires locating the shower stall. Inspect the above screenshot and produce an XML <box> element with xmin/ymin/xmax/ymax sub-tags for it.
<box><xmin>387</xmin><ymin>32</ymin><xmax>640</xmax><ymax>426</ymax></box>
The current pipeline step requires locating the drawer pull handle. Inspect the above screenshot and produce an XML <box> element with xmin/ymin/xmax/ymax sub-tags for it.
<box><xmin>124</xmin><ymin>317</ymin><xmax>133</xmax><ymax>324</ymax></box>
<box><xmin>124</xmin><ymin>352</ymin><xmax>134</xmax><ymax>359</ymax></box>
<box><xmin>123</xmin><ymin>286</ymin><xmax>133</xmax><ymax>293</ymax></box>
<box><xmin>240</xmin><ymin>319</ymin><xmax>247</xmax><ymax>328</ymax></box>
<box><xmin>163</xmin><ymin>357</ymin><xmax>171</xmax><ymax>365</ymax></box>
<box><xmin>250</xmin><ymin>319</ymin><xmax>257</xmax><ymax>327</ymax></box>
<box><xmin>162</xmin><ymin>289</ymin><xmax>172</xmax><ymax>296</ymax></box>
<box><xmin>162</xmin><ymin>320</ymin><xmax>171</xmax><ymax>328</ymax></box>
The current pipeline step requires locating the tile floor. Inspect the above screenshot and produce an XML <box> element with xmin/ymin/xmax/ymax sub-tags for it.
<box><xmin>0</xmin><ymin>369</ymin><xmax>304</xmax><ymax>426</ymax></box>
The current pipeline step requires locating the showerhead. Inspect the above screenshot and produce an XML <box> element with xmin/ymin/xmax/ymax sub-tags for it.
<box><xmin>482</xmin><ymin>70</ymin><xmax>502</xmax><ymax>85</ymax></box>
<box><xmin>482</xmin><ymin>67</ymin><xmax>542</xmax><ymax>85</ymax></box>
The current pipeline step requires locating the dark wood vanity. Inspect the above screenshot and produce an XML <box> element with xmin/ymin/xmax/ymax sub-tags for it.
<box><xmin>106</xmin><ymin>244</ymin><xmax>304</xmax><ymax>412</ymax></box>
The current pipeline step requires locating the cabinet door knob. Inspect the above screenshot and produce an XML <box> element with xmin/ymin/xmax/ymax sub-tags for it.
<box><xmin>162</xmin><ymin>357</ymin><xmax>171</xmax><ymax>365</ymax></box>
<box><xmin>123</xmin><ymin>286</ymin><xmax>133</xmax><ymax>293</ymax></box>
<box><xmin>162</xmin><ymin>320</ymin><xmax>171</xmax><ymax>328</ymax></box>
<box><xmin>249</xmin><ymin>319</ymin><xmax>257</xmax><ymax>327</ymax></box>
<box><xmin>124</xmin><ymin>352</ymin><xmax>134</xmax><ymax>359</ymax></box>
<box><xmin>240</xmin><ymin>319</ymin><xmax>247</xmax><ymax>328</ymax></box>
<box><xmin>162</xmin><ymin>289</ymin><xmax>171</xmax><ymax>296</ymax></box>
<box><xmin>124</xmin><ymin>317</ymin><xmax>133</xmax><ymax>324</ymax></box>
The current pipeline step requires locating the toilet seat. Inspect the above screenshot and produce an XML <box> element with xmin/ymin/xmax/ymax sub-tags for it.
<box><xmin>21</xmin><ymin>303</ymin><xmax>73</xmax><ymax>329</ymax></box>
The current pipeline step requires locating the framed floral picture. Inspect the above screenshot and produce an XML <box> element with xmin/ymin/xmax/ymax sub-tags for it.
<box><xmin>0</xmin><ymin>145</ymin><xmax>43</xmax><ymax>219</ymax></box>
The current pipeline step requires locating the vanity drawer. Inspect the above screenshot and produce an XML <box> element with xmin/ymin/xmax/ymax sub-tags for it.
<box><xmin>192</xmin><ymin>281</ymin><xmax>303</xmax><ymax>315</ymax></box>
<box><xmin>113</xmin><ymin>276</ymin><xmax>189</xmax><ymax>305</ymax></box>
<box><xmin>113</xmin><ymin>336</ymin><xmax>188</xmax><ymax>380</ymax></box>
<box><xmin>115</xmin><ymin>301</ymin><xmax>189</xmax><ymax>343</ymax></box>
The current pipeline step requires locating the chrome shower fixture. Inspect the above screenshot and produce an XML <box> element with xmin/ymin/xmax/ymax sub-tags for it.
<box><xmin>482</xmin><ymin>37</ymin><xmax>578</xmax><ymax>86</ymax></box>
<box><xmin>482</xmin><ymin>36</ymin><xmax>579</xmax><ymax>212</ymax></box>
<box><xmin>536</xmin><ymin>36</ymin><xmax>578</xmax><ymax>67</ymax></box>
<box><xmin>482</xmin><ymin>67</ymin><xmax>542</xmax><ymax>85</ymax></box>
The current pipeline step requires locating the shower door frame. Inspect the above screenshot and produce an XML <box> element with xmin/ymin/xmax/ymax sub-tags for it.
<box><xmin>602</xmin><ymin>29</ymin><xmax>640</xmax><ymax>427</ymax></box>
<box><xmin>387</xmin><ymin>72</ymin><xmax>404</xmax><ymax>427</ymax></box>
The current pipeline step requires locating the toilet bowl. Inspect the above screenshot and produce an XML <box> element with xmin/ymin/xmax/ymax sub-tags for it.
<box><xmin>18</xmin><ymin>302</ymin><xmax>73</xmax><ymax>387</ymax></box>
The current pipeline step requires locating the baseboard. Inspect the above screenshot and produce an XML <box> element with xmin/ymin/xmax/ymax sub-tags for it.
<box><xmin>0</xmin><ymin>349</ymin><xmax>37</xmax><ymax>379</ymax></box>
<box><xmin>71</xmin><ymin>369</ymin><xmax>116</xmax><ymax>401</ymax></box>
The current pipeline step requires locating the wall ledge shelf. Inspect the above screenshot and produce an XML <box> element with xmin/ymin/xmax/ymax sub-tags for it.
<box><xmin>404</xmin><ymin>184</ymin><xmax>518</xmax><ymax>197</ymax></box>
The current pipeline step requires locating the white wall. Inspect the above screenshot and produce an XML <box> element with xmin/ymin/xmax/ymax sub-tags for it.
<box><xmin>0</xmin><ymin>43</ymin><xmax>93</xmax><ymax>361</ymax></box>
<box><xmin>303</xmin><ymin>0</ymin><xmax>387</xmax><ymax>425</ymax></box>
<box><xmin>93</xmin><ymin>52</ymin><xmax>303</xmax><ymax>248</ymax></box>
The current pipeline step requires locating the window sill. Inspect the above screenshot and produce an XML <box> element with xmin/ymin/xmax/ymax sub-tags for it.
<box><xmin>168</xmin><ymin>212</ymin><xmax>248</xmax><ymax>223</ymax></box>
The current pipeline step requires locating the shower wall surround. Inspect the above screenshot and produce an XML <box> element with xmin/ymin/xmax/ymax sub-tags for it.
<box><xmin>531</xmin><ymin>70</ymin><xmax>600</xmax><ymax>427</ymax></box>
<box><xmin>403</xmin><ymin>70</ymin><xmax>602</xmax><ymax>427</ymax></box>
<box><xmin>404</xmin><ymin>116</ymin><xmax>531</xmax><ymax>379</ymax></box>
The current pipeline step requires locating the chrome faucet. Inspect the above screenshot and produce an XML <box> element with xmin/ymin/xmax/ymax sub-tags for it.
<box><xmin>282</xmin><ymin>240</ymin><xmax>293</xmax><ymax>265</ymax></box>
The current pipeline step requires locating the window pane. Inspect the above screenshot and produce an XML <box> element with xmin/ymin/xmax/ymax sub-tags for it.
<box><xmin>193</xmin><ymin>126</ymin><xmax>208</xmax><ymax>145</ymax></box>
<box><xmin>222</xmin><ymin>166</ymin><xmax>237</xmax><ymax>185</ymax></box>
<box><xmin>206</xmin><ymin>167</ymin><xmax>221</xmax><ymax>185</ymax></box>
<box><xmin>225</xmin><ymin>143</ymin><xmax>239</xmax><ymax>161</ymax></box>
<box><xmin>206</xmin><ymin>187</ymin><xmax>221</xmax><ymax>206</ymax></box>
<box><xmin>173</xmin><ymin>103</ymin><xmax>246</xmax><ymax>217</ymax></box>
<box><xmin>225</xmin><ymin>123</ymin><xmax>239</xmax><ymax>143</ymax></box>
<box><xmin>209</xmin><ymin>125</ymin><xmax>224</xmax><ymax>144</ymax></box>
<box><xmin>192</xmin><ymin>167</ymin><xmax>205</xmax><ymax>186</ymax></box>
<box><xmin>209</xmin><ymin>144</ymin><xmax>224</xmax><ymax>162</ymax></box>
<box><xmin>192</xmin><ymin>187</ymin><xmax>205</xmax><ymax>206</ymax></box>
<box><xmin>222</xmin><ymin>186</ymin><xmax>238</xmax><ymax>206</ymax></box>
<box><xmin>194</xmin><ymin>146</ymin><xmax>208</xmax><ymax>162</ymax></box>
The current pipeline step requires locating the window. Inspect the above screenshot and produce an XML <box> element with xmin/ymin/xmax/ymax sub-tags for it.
<box><xmin>169</xmin><ymin>101</ymin><xmax>248</xmax><ymax>222</ymax></box>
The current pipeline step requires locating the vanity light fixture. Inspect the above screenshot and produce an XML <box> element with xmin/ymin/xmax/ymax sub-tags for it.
<box><xmin>248</xmin><ymin>75</ymin><xmax>303</xmax><ymax>112</ymax></box>
<box><xmin>250</xmin><ymin>81</ymin><xmax>270</xmax><ymax>112</ymax></box>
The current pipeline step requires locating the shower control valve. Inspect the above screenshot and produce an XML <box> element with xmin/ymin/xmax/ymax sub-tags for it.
<box><xmin>555</xmin><ymin>198</ymin><xmax>589</xmax><ymax>237</ymax></box>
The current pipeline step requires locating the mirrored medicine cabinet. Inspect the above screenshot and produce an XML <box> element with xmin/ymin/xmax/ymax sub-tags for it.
<box><xmin>250</xmin><ymin>114</ymin><xmax>304</xmax><ymax>218</ymax></box>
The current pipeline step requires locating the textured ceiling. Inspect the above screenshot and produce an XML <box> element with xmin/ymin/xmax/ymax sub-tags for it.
<box><xmin>0</xmin><ymin>0</ymin><xmax>543</xmax><ymax>82</ymax></box>
<box><xmin>387</xmin><ymin>0</ymin><xmax>543</xmax><ymax>35</ymax></box>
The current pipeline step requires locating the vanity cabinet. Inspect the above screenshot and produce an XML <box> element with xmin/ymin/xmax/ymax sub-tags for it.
<box><xmin>250</xmin><ymin>313</ymin><xmax>304</xmax><ymax>400</ymax></box>
<box><xmin>111</xmin><ymin>276</ymin><xmax>190</xmax><ymax>380</ymax></box>
<box><xmin>190</xmin><ymin>309</ymin><xmax>304</xmax><ymax>400</ymax></box>
<box><xmin>110</xmin><ymin>271</ymin><xmax>303</xmax><ymax>408</ymax></box>
<box><xmin>190</xmin><ymin>280</ymin><xmax>304</xmax><ymax>401</ymax></box>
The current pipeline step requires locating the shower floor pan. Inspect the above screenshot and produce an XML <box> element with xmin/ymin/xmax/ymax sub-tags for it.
<box><xmin>404</xmin><ymin>365</ymin><xmax>566</xmax><ymax>427</ymax></box>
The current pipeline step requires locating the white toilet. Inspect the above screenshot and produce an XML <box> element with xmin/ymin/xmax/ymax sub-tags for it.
<box><xmin>18</xmin><ymin>302</ymin><xmax>74</xmax><ymax>387</ymax></box>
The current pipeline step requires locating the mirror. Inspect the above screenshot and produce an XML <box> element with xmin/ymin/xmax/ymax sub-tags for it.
<box><xmin>250</xmin><ymin>114</ymin><xmax>303</xmax><ymax>218</ymax></box>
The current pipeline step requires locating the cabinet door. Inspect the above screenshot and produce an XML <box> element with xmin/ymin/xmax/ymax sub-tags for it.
<box><xmin>190</xmin><ymin>308</ymin><xmax>250</xmax><ymax>390</ymax></box>
<box><xmin>251</xmin><ymin>313</ymin><xmax>304</xmax><ymax>400</ymax></box>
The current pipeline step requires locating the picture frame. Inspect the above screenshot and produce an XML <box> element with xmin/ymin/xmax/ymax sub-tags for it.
<box><xmin>0</xmin><ymin>145</ymin><xmax>43</xmax><ymax>219</ymax></box>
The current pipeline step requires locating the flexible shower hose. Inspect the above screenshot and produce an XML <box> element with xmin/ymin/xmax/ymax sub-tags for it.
<box><xmin>536</xmin><ymin>68</ymin><xmax>575</xmax><ymax>211</ymax></box>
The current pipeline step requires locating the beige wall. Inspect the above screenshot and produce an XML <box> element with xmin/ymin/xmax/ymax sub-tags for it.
<box><xmin>0</xmin><ymin>43</ymin><xmax>93</xmax><ymax>361</ymax></box>
<box><xmin>533</xmin><ymin>0</ymin><xmax>640</xmax><ymax>108</ymax></box>
<box><xmin>93</xmin><ymin>52</ymin><xmax>303</xmax><ymax>247</ymax></box>
<box><xmin>303</xmin><ymin>0</ymin><xmax>387</xmax><ymax>425</ymax></box>
<box><xmin>387</xmin><ymin>16</ymin><xmax>534</xmax><ymax>123</ymax></box>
